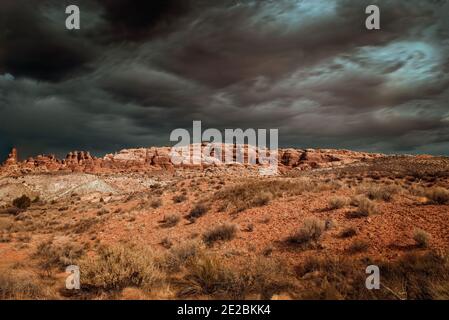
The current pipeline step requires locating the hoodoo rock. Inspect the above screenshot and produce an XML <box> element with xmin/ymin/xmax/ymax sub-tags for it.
<box><xmin>3</xmin><ymin>148</ymin><xmax>18</xmax><ymax>166</ymax></box>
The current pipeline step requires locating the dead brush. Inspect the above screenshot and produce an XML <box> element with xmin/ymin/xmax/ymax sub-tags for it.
<box><xmin>349</xmin><ymin>196</ymin><xmax>379</xmax><ymax>217</ymax></box>
<box><xmin>328</xmin><ymin>196</ymin><xmax>347</xmax><ymax>210</ymax></box>
<box><xmin>72</xmin><ymin>217</ymin><xmax>100</xmax><ymax>234</ymax></box>
<box><xmin>423</xmin><ymin>187</ymin><xmax>449</xmax><ymax>204</ymax></box>
<box><xmin>163</xmin><ymin>240</ymin><xmax>204</xmax><ymax>272</ymax></box>
<box><xmin>287</xmin><ymin>218</ymin><xmax>326</xmax><ymax>246</ymax></box>
<box><xmin>203</xmin><ymin>223</ymin><xmax>238</xmax><ymax>246</ymax></box>
<box><xmin>359</xmin><ymin>183</ymin><xmax>401</xmax><ymax>202</ymax></box>
<box><xmin>79</xmin><ymin>244</ymin><xmax>165</xmax><ymax>292</ymax></box>
<box><xmin>34</xmin><ymin>239</ymin><xmax>85</xmax><ymax>272</ymax></box>
<box><xmin>172</xmin><ymin>194</ymin><xmax>187</xmax><ymax>203</ymax></box>
<box><xmin>339</xmin><ymin>227</ymin><xmax>357</xmax><ymax>238</ymax></box>
<box><xmin>160</xmin><ymin>213</ymin><xmax>181</xmax><ymax>228</ymax></box>
<box><xmin>179</xmin><ymin>254</ymin><xmax>293</xmax><ymax>299</ymax></box>
<box><xmin>413</xmin><ymin>229</ymin><xmax>431</xmax><ymax>248</ymax></box>
<box><xmin>214</xmin><ymin>178</ymin><xmax>328</xmax><ymax>213</ymax></box>
<box><xmin>186</xmin><ymin>202</ymin><xmax>209</xmax><ymax>222</ymax></box>
<box><xmin>0</xmin><ymin>271</ymin><xmax>47</xmax><ymax>299</ymax></box>
<box><xmin>348</xmin><ymin>240</ymin><xmax>369</xmax><ymax>253</ymax></box>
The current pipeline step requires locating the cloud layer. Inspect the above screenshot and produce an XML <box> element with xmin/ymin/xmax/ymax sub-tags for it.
<box><xmin>1</xmin><ymin>0</ymin><xmax>449</xmax><ymax>159</ymax></box>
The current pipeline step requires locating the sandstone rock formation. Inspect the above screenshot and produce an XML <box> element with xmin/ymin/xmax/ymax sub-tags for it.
<box><xmin>1</xmin><ymin>144</ymin><xmax>384</xmax><ymax>175</ymax></box>
<box><xmin>3</xmin><ymin>148</ymin><xmax>18</xmax><ymax>166</ymax></box>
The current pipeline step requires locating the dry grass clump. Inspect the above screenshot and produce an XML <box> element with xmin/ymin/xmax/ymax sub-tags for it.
<box><xmin>295</xmin><ymin>256</ymin><xmax>369</xmax><ymax>299</ymax></box>
<box><xmin>186</xmin><ymin>202</ymin><xmax>209</xmax><ymax>222</ymax></box>
<box><xmin>362</xmin><ymin>184</ymin><xmax>401</xmax><ymax>202</ymax></box>
<box><xmin>160</xmin><ymin>213</ymin><xmax>181</xmax><ymax>228</ymax></box>
<box><xmin>348</xmin><ymin>240</ymin><xmax>369</xmax><ymax>253</ymax></box>
<box><xmin>180</xmin><ymin>254</ymin><xmax>237</xmax><ymax>297</ymax></box>
<box><xmin>0</xmin><ymin>271</ymin><xmax>46</xmax><ymax>299</ymax></box>
<box><xmin>410</xmin><ymin>186</ymin><xmax>449</xmax><ymax>204</ymax></box>
<box><xmin>173</xmin><ymin>194</ymin><xmax>187</xmax><ymax>203</ymax></box>
<box><xmin>80</xmin><ymin>245</ymin><xmax>164</xmax><ymax>292</ymax></box>
<box><xmin>150</xmin><ymin>198</ymin><xmax>162</xmax><ymax>209</ymax></box>
<box><xmin>180</xmin><ymin>254</ymin><xmax>293</xmax><ymax>299</ymax></box>
<box><xmin>339</xmin><ymin>227</ymin><xmax>357</xmax><ymax>238</ymax></box>
<box><xmin>296</xmin><ymin>251</ymin><xmax>449</xmax><ymax>300</ymax></box>
<box><xmin>72</xmin><ymin>217</ymin><xmax>100</xmax><ymax>234</ymax></box>
<box><xmin>252</xmin><ymin>191</ymin><xmax>272</xmax><ymax>207</ymax></box>
<box><xmin>34</xmin><ymin>239</ymin><xmax>85</xmax><ymax>272</ymax></box>
<box><xmin>423</xmin><ymin>187</ymin><xmax>449</xmax><ymax>204</ymax></box>
<box><xmin>163</xmin><ymin>240</ymin><xmax>204</xmax><ymax>272</ymax></box>
<box><xmin>328</xmin><ymin>196</ymin><xmax>347</xmax><ymax>210</ymax></box>
<box><xmin>413</xmin><ymin>229</ymin><xmax>431</xmax><ymax>248</ymax></box>
<box><xmin>379</xmin><ymin>251</ymin><xmax>449</xmax><ymax>299</ymax></box>
<box><xmin>287</xmin><ymin>218</ymin><xmax>325</xmax><ymax>246</ymax></box>
<box><xmin>203</xmin><ymin>223</ymin><xmax>237</xmax><ymax>246</ymax></box>
<box><xmin>214</xmin><ymin>178</ymin><xmax>329</xmax><ymax>213</ymax></box>
<box><xmin>350</xmin><ymin>196</ymin><xmax>379</xmax><ymax>217</ymax></box>
<box><xmin>12</xmin><ymin>195</ymin><xmax>32</xmax><ymax>210</ymax></box>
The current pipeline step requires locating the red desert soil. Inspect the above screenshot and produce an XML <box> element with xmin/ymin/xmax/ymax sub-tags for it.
<box><xmin>1</xmin><ymin>146</ymin><xmax>448</xmax><ymax>299</ymax></box>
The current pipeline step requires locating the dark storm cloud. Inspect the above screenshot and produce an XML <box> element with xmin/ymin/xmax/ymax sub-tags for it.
<box><xmin>1</xmin><ymin>0</ymin><xmax>449</xmax><ymax>160</ymax></box>
<box><xmin>94</xmin><ymin>0</ymin><xmax>196</xmax><ymax>42</ymax></box>
<box><xmin>0</xmin><ymin>0</ymin><xmax>97</xmax><ymax>81</ymax></box>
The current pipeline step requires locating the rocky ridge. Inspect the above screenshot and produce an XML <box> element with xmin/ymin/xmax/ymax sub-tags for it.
<box><xmin>1</xmin><ymin>144</ymin><xmax>384</xmax><ymax>175</ymax></box>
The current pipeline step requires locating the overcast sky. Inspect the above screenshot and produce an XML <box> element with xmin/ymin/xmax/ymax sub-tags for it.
<box><xmin>1</xmin><ymin>0</ymin><xmax>449</xmax><ymax>160</ymax></box>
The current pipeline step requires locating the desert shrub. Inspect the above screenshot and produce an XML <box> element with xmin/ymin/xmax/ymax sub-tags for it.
<box><xmin>187</xmin><ymin>202</ymin><xmax>209</xmax><ymax>221</ymax></box>
<box><xmin>351</xmin><ymin>197</ymin><xmax>379</xmax><ymax>217</ymax></box>
<box><xmin>0</xmin><ymin>271</ymin><xmax>46</xmax><ymax>299</ymax></box>
<box><xmin>214</xmin><ymin>178</ymin><xmax>327</xmax><ymax>213</ymax></box>
<box><xmin>181</xmin><ymin>254</ymin><xmax>293</xmax><ymax>299</ymax></box>
<box><xmin>80</xmin><ymin>245</ymin><xmax>164</xmax><ymax>291</ymax></box>
<box><xmin>413</xmin><ymin>229</ymin><xmax>431</xmax><ymax>248</ymax></box>
<box><xmin>160</xmin><ymin>237</ymin><xmax>173</xmax><ymax>249</ymax></box>
<box><xmin>287</xmin><ymin>218</ymin><xmax>325</xmax><ymax>246</ymax></box>
<box><xmin>252</xmin><ymin>192</ymin><xmax>272</xmax><ymax>207</ymax></box>
<box><xmin>364</xmin><ymin>184</ymin><xmax>401</xmax><ymax>202</ymax></box>
<box><xmin>424</xmin><ymin>187</ymin><xmax>449</xmax><ymax>204</ymax></box>
<box><xmin>160</xmin><ymin>214</ymin><xmax>181</xmax><ymax>228</ymax></box>
<box><xmin>379</xmin><ymin>251</ymin><xmax>449</xmax><ymax>299</ymax></box>
<box><xmin>12</xmin><ymin>195</ymin><xmax>31</xmax><ymax>210</ymax></box>
<box><xmin>173</xmin><ymin>194</ymin><xmax>187</xmax><ymax>203</ymax></box>
<box><xmin>348</xmin><ymin>240</ymin><xmax>369</xmax><ymax>253</ymax></box>
<box><xmin>296</xmin><ymin>251</ymin><xmax>449</xmax><ymax>300</ymax></box>
<box><xmin>73</xmin><ymin>217</ymin><xmax>100</xmax><ymax>234</ymax></box>
<box><xmin>203</xmin><ymin>223</ymin><xmax>237</xmax><ymax>246</ymax></box>
<box><xmin>295</xmin><ymin>256</ymin><xmax>371</xmax><ymax>299</ymax></box>
<box><xmin>180</xmin><ymin>254</ymin><xmax>238</xmax><ymax>297</ymax></box>
<box><xmin>339</xmin><ymin>227</ymin><xmax>357</xmax><ymax>238</ymax></box>
<box><xmin>239</xmin><ymin>257</ymin><xmax>294</xmax><ymax>299</ymax></box>
<box><xmin>164</xmin><ymin>240</ymin><xmax>204</xmax><ymax>272</ymax></box>
<box><xmin>34</xmin><ymin>240</ymin><xmax>85</xmax><ymax>271</ymax></box>
<box><xmin>150</xmin><ymin>198</ymin><xmax>162</xmax><ymax>209</ymax></box>
<box><xmin>328</xmin><ymin>196</ymin><xmax>347</xmax><ymax>210</ymax></box>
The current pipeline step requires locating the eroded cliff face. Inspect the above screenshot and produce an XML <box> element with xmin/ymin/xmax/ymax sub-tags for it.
<box><xmin>1</xmin><ymin>144</ymin><xmax>384</xmax><ymax>175</ymax></box>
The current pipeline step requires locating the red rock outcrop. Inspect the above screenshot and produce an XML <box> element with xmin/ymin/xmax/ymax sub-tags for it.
<box><xmin>0</xmin><ymin>145</ymin><xmax>385</xmax><ymax>175</ymax></box>
<box><xmin>3</xmin><ymin>148</ymin><xmax>18</xmax><ymax>166</ymax></box>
